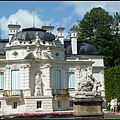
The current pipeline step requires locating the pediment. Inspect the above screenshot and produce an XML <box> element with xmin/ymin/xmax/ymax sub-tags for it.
<box><xmin>24</xmin><ymin>52</ymin><xmax>35</xmax><ymax>59</ymax></box>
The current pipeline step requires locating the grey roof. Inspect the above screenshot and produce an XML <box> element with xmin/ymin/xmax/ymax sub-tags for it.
<box><xmin>0</xmin><ymin>39</ymin><xmax>9</xmax><ymax>55</ymax></box>
<box><xmin>64</xmin><ymin>41</ymin><xmax>98</xmax><ymax>55</ymax></box>
<box><xmin>12</xmin><ymin>27</ymin><xmax>55</xmax><ymax>41</ymax></box>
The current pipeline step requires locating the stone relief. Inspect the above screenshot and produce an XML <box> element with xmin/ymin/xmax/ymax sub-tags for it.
<box><xmin>43</xmin><ymin>51</ymin><xmax>54</xmax><ymax>60</ymax></box>
<box><xmin>34</xmin><ymin>73</ymin><xmax>43</xmax><ymax>96</ymax></box>
<box><xmin>12</xmin><ymin>51</ymin><xmax>18</xmax><ymax>56</ymax></box>
<box><xmin>10</xmin><ymin>34</ymin><xmax>20</xmax><ymax>46</ymax></box>
<box><xmin>34</xmin><ymin>47</ymin><xmax>42</xmax><ymax>59</ymax></box>
<box><xmin>76</xmin><ymin>68</ymin><xmax>102</xmax><ymax>98</ymax></box>
<box><xmin>53</xmin><ymin>39</ymin><xmax>62</xmax><ymax>47</ymax></box>
<box><xmin>35</xmin><ymin>32</ymin><xmax>41</xmax><ymax>46</ymax></box>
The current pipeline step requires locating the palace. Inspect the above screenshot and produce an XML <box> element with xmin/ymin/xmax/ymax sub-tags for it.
<box><xmin>0</xmin><ymin>23</ymin><xmax>105</xmax><ymax>114</ymax></box>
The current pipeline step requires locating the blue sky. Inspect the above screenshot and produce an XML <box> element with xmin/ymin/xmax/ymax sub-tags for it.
<box><xmin>0</xmin><ymin>1</ymin><xmax>120</xmax><ymax>39</ymax></box>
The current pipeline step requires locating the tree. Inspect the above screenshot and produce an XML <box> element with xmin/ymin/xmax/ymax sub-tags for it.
<box><xmin>112</xmin><ymin>12</ymin><xmax>120</xmax><ymax>66</ymax></box>
<box><xmin>77</xmin><ymin>7</ymin><xmax>120</xmax><ymax>67</ymax></box>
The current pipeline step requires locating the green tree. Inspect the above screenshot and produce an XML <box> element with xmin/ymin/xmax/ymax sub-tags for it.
<box><xmin>77</xmin><ymin>7</ymin><xmax>120</xmax><ymax>67</ymax></box>
<box><xmin>112</xmin><ymin>12</ymin><xmax>120</xmax><ymax>66</ymax></box>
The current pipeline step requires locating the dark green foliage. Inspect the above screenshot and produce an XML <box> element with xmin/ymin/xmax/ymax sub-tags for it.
<box><xmin>104</xmin><ymin>65</ymin><xmax>120</xmax><ymax>110</ymax></box>
<box><xmin>77</xmin><ymin>7</ymin><xmax>120</xmax><ymax>67</ymax></box>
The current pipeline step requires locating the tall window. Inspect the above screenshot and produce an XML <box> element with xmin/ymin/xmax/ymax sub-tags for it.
<box><xmin>58</xmin><ymin>101</ymin><xmax>62</xmax><ymax>108</ymax></box>
<box><xmin>0</xmin><ymin>102</ymin><xmax>1</xmax><ymax>109</ymax></box>
<box><xmin>67</xmin><ymin>72</ymin><xmax>75</xmax><ymax>88</ymax></box>
<box><xmin>11</xmin><ymin>70</ymin><xmax>20</xmax><ymax>95</ymax></box>
<box><xmin>55</xmin><ymin>70</ymin><xmax>61</xmax><ymax>89</ymax></box>
<box><xmin>69</xmin><ymin>100</ymin><xmax>73</xmax><ymax>107</ymax></box>
<box><xmin>37</xmin><ymin>101</ymin><xmax>42</xmax><ymax>109</ymax></box>
<box><xmin>0</xmin><ymin>72</ymin><xmax>4</xmax><ymax>90</ymax></box>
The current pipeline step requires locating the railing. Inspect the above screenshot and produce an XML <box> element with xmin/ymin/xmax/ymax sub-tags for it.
<box><xmin>52</xmin><ymin>89</ymin><xmax>69</xmax><ymax>96</ymax></box>
<box><xmin>3</xmin><ymin>90</ymin><xmax>23</xmax><ymax>99</ymax></box>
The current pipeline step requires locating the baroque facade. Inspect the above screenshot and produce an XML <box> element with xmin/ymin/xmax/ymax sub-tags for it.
<box><xmin>0</xmin><ymin>23</ymin><xmax>105</xmax><ymax>114</ymax></box>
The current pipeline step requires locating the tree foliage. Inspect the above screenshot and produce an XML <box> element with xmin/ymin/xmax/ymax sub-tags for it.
<box><xmin>77</xmin><ymin>7</ymin><xmax>120</xmax><ymax>67</ymax></box>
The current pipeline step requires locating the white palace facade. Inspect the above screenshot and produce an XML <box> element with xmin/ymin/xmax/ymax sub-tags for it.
<box><xmin>0</xmin><ymin>23</ymin><xmax>105</xmax><ymax>114</ymax></box>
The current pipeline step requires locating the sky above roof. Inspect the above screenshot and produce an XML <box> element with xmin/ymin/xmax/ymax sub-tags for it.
<box><xmin>0</xmin><ymin>1</ymin><xmax>120</xmax><ymax>39</ymax></box>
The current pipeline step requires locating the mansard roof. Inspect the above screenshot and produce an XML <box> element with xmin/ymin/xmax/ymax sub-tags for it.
<box><xmin>0</xmin><ymin>39</ymin><xmax>8</xmax><ymax>55</ymax></box>
<box><xmin>12</xmin><ymin>27</ymin><xmax>55</xmax><ymax>41</ymax></box>
<box><xmin>64</xmin><ymin>41</ymin><xmax>98</xmax><ymax>55</ymax></box>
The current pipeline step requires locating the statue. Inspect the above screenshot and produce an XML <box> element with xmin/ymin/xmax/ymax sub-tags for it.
<box><xmin>34</xmin><ymin>73</ymin><xmax>42</xmax><ymax>96</ymax></box>
<box><xmin>35</xmin><ymin>47</ymin><xmax>42</xmax><ymax>59</ymax></box>
<box><xmin>76</xmin><ymin>68</ymin><xmax>102</xmax><ymax>97</ymax></box>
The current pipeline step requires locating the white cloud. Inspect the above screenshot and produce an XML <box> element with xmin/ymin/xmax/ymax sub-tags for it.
<box><xmin>62</xmin><ymin>16</ymin><xmax>72</xmax><ymax>26</ymax></box>
<box><xmin>0</xmin><ymin>9</ymin><xmax>54</xmax><ymax>39</ymax></box>
<box><xmin>63</xmin><ymin>1</ymin><xmax>120</xmax><ymax>18</ymax></box>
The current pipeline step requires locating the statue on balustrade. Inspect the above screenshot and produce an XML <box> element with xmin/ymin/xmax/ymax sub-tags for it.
<box><xmin>34</xmin><ymin>73</ymin><xmax>43</xmax><ymax>96</ymax></box>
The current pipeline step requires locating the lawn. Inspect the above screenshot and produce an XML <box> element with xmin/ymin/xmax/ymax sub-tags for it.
<box><xmin>104</xmin><ymin>114</ymin><xmax>120</xmax><ymax>118</ymax></box>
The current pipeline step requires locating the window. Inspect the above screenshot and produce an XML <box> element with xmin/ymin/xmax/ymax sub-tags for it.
<box><xmin>37</xmin><ymin>101</ymin><xmax>41</xmax><ymax>109</ymax></box>
<box><xmin>0</xmin><ymin>102</ymin><xmax>1</xmax><ymax>109</ymax></box>
<box><xmin>13</xmin><ymin>102</ymin><xmax>17</xmax><ymax>109</ymax></box>
<box><xmin>0</xmin><ymin>72</ymin><xmax>4</xmax><ymax>90</ymax></box>
<box><xmin>58</xmin><ymin>101</ymin><xmax>61</xmax><ymax>108</ymax></box>
<box><xmin>11</xmin><ymin>70</ymin><xmax>20</xmax><ymax>95</ymax></box>
<box><xmin>70</xmin><ymin>100</ymin><xmax>73</xmax><ymax>107</ymax></box>
<box><xmin>67</xmin><ymin>72</ymin><xmax>75</xmax><ymax>88</ymax></box>
<box><xmin>55</xmin><ymin>70</ymin><xmax>61</xmax><ymax>89</ymax></box>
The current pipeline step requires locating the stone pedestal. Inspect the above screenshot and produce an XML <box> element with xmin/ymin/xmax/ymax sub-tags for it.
<box><xmin>74</xmin><ymin>97</ymin><xmax>104</xmax><ymax>119</ymax></box>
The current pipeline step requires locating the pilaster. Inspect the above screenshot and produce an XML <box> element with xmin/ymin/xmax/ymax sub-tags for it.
<box><xmin>5</xmin><ymin>67</ymin><xmax>10</xmax><ymax>90</ymax></box>
<box><xmin>44</xmin><ymin>64</ymin><xmax>52</xmax><ymax>95</ymax></box>
<box><xmin>24</xmin><ymin>64</ymin><xmax>31</xmax><ymax>96</ymax></box>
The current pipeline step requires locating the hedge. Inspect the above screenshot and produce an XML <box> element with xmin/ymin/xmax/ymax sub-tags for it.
<box><xmin>104</xmin><ymin>65</ymin><xmax>120</xmax><ymax>110</ymax></box>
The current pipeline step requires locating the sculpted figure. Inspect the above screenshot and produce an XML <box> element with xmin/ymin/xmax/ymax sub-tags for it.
<box><xmin>35</xmin><ymin>47</ymin><xmax>42</xmax><ymax>59</ymax></box>
<box><xmin>76</xmin><ymin>68</ymin><xmax>102</xmax><ymax>97</ymax></box>
<box><xmin>34</xmin><ymin>73</ymin><xmax>42</xmax><ymax>96</ymax></box>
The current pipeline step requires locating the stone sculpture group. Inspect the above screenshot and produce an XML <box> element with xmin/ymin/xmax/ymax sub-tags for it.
<box><xmin>76</xmin><ymin>68</ymin><xmax>102</xmax><ymax>98</ymax></box>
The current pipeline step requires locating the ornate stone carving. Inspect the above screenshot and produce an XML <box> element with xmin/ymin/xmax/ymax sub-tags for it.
<box><xmin>76</xmin><ymin>68</ymin><xmax>102</xmax><ymax>98</ymax></box>
<box><xmin>43</xmin><ymin>51</ymin><xmax>53</xmax><ymax>60</ymax></box>
<box><xmin>6</xmin><ymin>66</ymin><xmax>10</xmax><ymax>70</ymax></box>
<box><xmin>12</xmin><ymin>51</ymin><xmax>18</xmax><ymax>56</ymax></box>
<box><xmin>34</xmin><ymin>47</ymin><xmax>42</xmax><ymax>59</ymax></box>
<box><xmin>53</xmin><ymin>39</ymin><xmax>62</xmax><ymax>47</ymax></box>
<box><xmin>10</xmin><ymin>34</ymin><xmax>20</xmax><ymax>46</ymax></box>
<box><xmin>36</xmin><ymin>32</ymin><xmax>41</xmax><ymax>46</ymax></box>
<box><xmin>13</xmin><ymin>64</ymin><xmax>18</xmax><ymax>69</ymax></box>
<box><xmin>34</xmin><ymin>73</ymin><xmax>43</xmax><ymax>96</ymax></box>
<box><xmin>27</xmin><ymin>47</ymin><xmax>30</xmax><ymax>52</ymax></box>
<box><xmin>76</xmin><ymin>66</ymin><xmax>80</xmax><ymax>70</ymax></box>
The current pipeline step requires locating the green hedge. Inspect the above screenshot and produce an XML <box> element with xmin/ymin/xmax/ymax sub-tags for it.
<box><xmin>104</xmin><ymin>65</ymin><xmax>120</xmax><ymax>110</ymax></box>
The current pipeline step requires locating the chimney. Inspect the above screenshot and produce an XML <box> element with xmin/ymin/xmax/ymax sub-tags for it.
<box><xmin>42</xmin><ymin>24</ymin><xmax>54</xmax><ymax>34</ymax></box>
<box><xmin>57</xmin><ymin>25</ymin><xmax>65</xmax><ymax>46</ymax></box>
<box><xmin>70</xmin><ymin>26</ymin><xmax>78</xmax><ymax>54</ymax></box>
<box><xmin>8</xmin><ymin>22</ymin><xmax>21</xmax><ymax>42</ymax></box>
